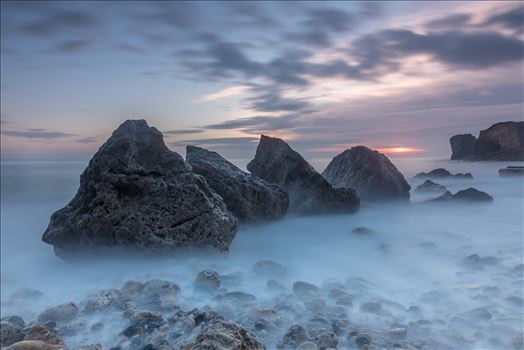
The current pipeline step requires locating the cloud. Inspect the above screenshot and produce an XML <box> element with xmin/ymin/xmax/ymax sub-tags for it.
<box><xmin>163</xmin><ymin>129</ymin><xmax>204</xmax><ymax>135</ymax></box>
<box><xmin>427</xmin><ymin>14</ymin><xmax>471</xmax><ymax>28</ymax></box>
<box><xmin>204</xmin><ymin>114</ymin><xmax>300</xmax><ymax>132</ymax></box>
<box><xmin>52</xmin><ymin>39</ymin><xmax>91</xmax><ymax>53</ymax></box>
<box><xmin>198</xmin><ymin>85</ymin><xmax>249</xmax><ymax>102</ymax></box>
<box><xmin>173</xmin><ymin>137</ymin><xmax>258</xmax><ymax>147</ymax></box>
<box><xmin>18</xmin><ymin>9</ymin><xmax>97</xmax><ymax>37</ymax></box>
<box><xmin>483</xmin><ymin>5</ymin><xmax>524</xmax><ymax>31</ymax></box>
<box><xmin>2</xmin><ymin>129</ymin><xmax>75</xmax><ymax>139</ymax></box>
<box><xmin>248</xmin><ymin>91</ymin><xmax>313</xmax><ymax>113</ymax></box>
<box><xmin>75</xmin><ymin>137</ymin><xmax>97</xmax><ymax>143</ymax></box>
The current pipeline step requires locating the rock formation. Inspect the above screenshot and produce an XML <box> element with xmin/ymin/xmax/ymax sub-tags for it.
<box><xmin>186</xmin><ymin>145</ymin><xmax>288</xmax><ymax>222</ymax></box>
<box><xmin>42</xmin><ymin>120</ymin><xmax>238</xmax><ymax>258</ymax></box>
<box><xmin>415</xmin><ymin>168</ymin><xmax>473</xmax><ymax>179</ymax></box>
<box><xmin>431</xmin><ymin>188</ymin><xmax>493</xmax><ymax>202</ymax></box>
<box><xmin>414</xmin><ymin>180</ymin><xmax>447</xmax><ymax>193</ymax></box>
<box><xmin>499</xmin><ymin>166</ymin><xmax>524</xmax><ymax>176</ymax></box>
<box><xmin>247</xmin><ymin>135</ymin><xmax>359</xmax><ymax>214</ymax></box>
<box><xmin>449</xmin><ymin>121</ymin><xmax>524</xmax><ymax>161</ymax></box>
<box><xmin>322</xmin><ymin>146</ymin><xmax>410</xmax><ymax>201</ymax></box>
<box><xmin>192</xmin><ymin>321</ymin><xmax>266</xmax><ymax>350</ymax></box>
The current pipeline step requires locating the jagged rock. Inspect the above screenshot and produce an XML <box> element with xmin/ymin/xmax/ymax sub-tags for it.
<box><xmin>193</xmin><ymin>270</ymin><xmax>221</xmax><ymax>293</ymax></box>
<box><xmin>415</xmin><ymin>168</ymin><xmax>473</xmax><ymax>179</ymax></box>
<box><xmin>1</xmin><ymin>322</ymin><xmax>24</xmax><ymax>347</ymax></box>
<box><xmin>142</xmin><ymin>279</ymin><xmax>181</xmax><ymax>303</ymax></box>
<box><xmin>186</xmin><ymin>146</ymin><xmax>288</xmax><ymax>222</ymax></box>
<box><xmin>37</xmin><ymin>303</ymin><xmax>78</xmax><ymax>323</ymax></box>
<box><xmin>450</xmin><ymin>134</ymin><xmax>476</xmax><ymax>160</ymax></box>
<box><xmin>1</xmin><ymin>317</ymin><xmax>24</xmax><ymax>329</ymax></box>
<box><xmin>278</xmin><ymin>324</ymin><xmax>308</xmax><ymax>349</ymax></box>
<box><xmin>247</xmin><ymin>135</ymin><xmax>359</xmax><ymax>214</ymax></box>
<box><xmin>5</xmin><ymin>341</ymin><xmax>63</xmax><ymax>350</ymax></box>
<box><xmin>322</xmin><ymin>146</ymin><xmax>410</xmax><ymax>201</ymax></box>
<box><xmin>431</xmin><ymin>188</ymin><xmax>493</xmax><ymax>203</ymax></box>
<box><xmin>42</xmin><ymin>120</ymin><xmax>238</xmax><ymax>258</ymax></box>
<box><xmin>191</xmin><ymin>320</ymin><xmax>265</xmax><ymax>350</ymax></box>
<box><xmin>472</xmin><ymin>121</ymin><xmax>524</xmax><ymax>161</ymax></box>
<box><xmin>499</xmin><ymin>166</ymin><xmax>524</xmax><ymax>176</ymax></box>
<box><xmin>414</xmin><ymin>180</ymin><xmax>447</xmax><ymax>193</ymax></box>
<box><xmin>84</xmin><ymin>289</ymin><xmax>121</xmax><ymax>312</ymax></box>
<box><xmin>23</xmin><ymin>325</ymin><xmax>63</xmax><ymax>345</ymax></box>
<box><xmin>310</xmin><ymin>331</ymin><xmax>338</xmax><ymax>350</ymax></box>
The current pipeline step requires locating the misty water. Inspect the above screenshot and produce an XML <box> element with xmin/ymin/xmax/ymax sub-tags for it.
<box><xmin>1</xmin><ymin>158</ymin><xmax>523</xmax><ymax>349</ymax></box>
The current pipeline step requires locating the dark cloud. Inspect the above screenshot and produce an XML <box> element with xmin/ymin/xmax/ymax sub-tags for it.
<box><xmin>204</xmin><ymin>114</ymin><xmax>300</xmax><ymax>132</ymax></box>
<box><xmin>163</xmin><ymin>129</ymin><xmax>204</xmax><ymax>135</ymax></box>
<box><xmin>427</xmin><ymin>14</ymin><xmax>471</xmax><ymax>28</ymax></box>
<box><xmin>484</xmin><ymin>5</ymin><xmax>524</xmax><ymax>31</ymax></box>
<box><xmin>53</xmin><ymin>39</ymin><xmax>91</xmax><ymax>53</ymax></box>
<box><xmin>75</xmin><ymin>137</ymin><xmax>97</xmax><ymax>143</ymax></box>
<box><xmin>19</xmin><ymin>9</ymin><xmax>97</xmax><ymax>37</ymax></box>
<box><xmin>248</xmin><ymin>91</ymin><xmax>313</xmax><ymax>113</ymax></box>
<box><xmin>173</xmin><ymin>137</ymin><xmax>258</xmax><ymax>147</ymax></box>
<box><xmin>134</xmin><ymin>2</ymin><xmax>199</xmax><ymax>30</ymax></box>
<box><xmin>305</xmin><ymin>8</ymin><xmax>354</xmax><ymax>33</ymax></box>
<box><xmin>2</xmin><ymin>129</ymin><xmax>75</xmax><ymax>139</ymax></box>
<box><xmin>351</xmin><ymin>29</ymin><xmax>524</xmax><ymax>71</ymax></box>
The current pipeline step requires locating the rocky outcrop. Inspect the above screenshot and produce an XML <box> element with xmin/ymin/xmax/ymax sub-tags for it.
<box><xmin>247</xmin><ymin>135</ymin><xmax>359</xmax><ymax>214</ymax></box>
<box><xmin>449</xmin><ymin>121</ymin><xmax>524</xmax><ymax>161</ymax></box>
<box><xmin>415</xmin><ymin>168</ymin><xmax>472</xmax><ymax>179</ymax></box>
<box><xmin>322</xmin><ymin>146</ymin><xmax>410</xmax><ymax>201</ymax></box>
<box><xmin>414</xmin><ymin>180</ymin><xmax>447</xmax><ymax>193</ymax></box>
<box><xmin>42</xmin><ymin>120</ymin><xmax>238</xmax><ymax>258</ymax></box>
<box><xmin>499</xmin><ymin>166</ymin><xmax>524</xmax><ymax>176</ymax></box>
<box><xmin>186</xmin><ymin>146</ymin><xmax>288</xmax><ymax>222</ymax></box>
<box><xmin>450</xmin><ymin>134</ymin><xmax>476</xmax><ymax>160</ymax></box>
<box><xmin>431</xmin><ymin>188</ymin><xmax>493</xmax><ymax>202</ymax></box>
<box><xmin>191</xmin><ymin>321</ymin><xmax>265</xmax><ymax>350</ymax></box>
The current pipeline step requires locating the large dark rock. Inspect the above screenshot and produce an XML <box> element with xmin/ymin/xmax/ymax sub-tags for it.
<box><xmin>450</xmin><ymin>134</ymin><xmax>476</xmax><ymax>160</ymax></box>
<box><xmin>322</xmin><ymin>146</ymin><xmax>410</xmax><ymax>201</ymax></box>
<box><xmin>192</xmin><ymin>321</ymin><xmax>265</xmax><ymax>350</ymax></box>
<box><xmin>431</xmin><ymin>188</ymin><xmax>493</xmax><ymax>203</ymax></box>
<box><xmin>247</xmin><ymin>135</ymin><xmax>359</xmax><ymax>214</ymax></box>
<box><xmin>42</xmin><ymin>120</ymin><xmax>238</xmax><ymax>258</ymax></box>
<box><xmin>450</xmin><ymin>121</ymin><xmax>524</xmax><ymax>161</ymax></box>
<box><xmin>415</xmin><ymin>168</ymin><xmax>472</xmax><ymax>179</ymax></box>
<box><xmin>186</xmin><ymin>145</ymin><xmax>288</xmax><ymax>222</ymax></box>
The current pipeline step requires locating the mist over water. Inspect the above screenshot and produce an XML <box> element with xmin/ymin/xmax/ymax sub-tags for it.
<box><xmin>1</xmin><ymin>158</ymin><xmax>523</xmax><ymax>349</ymax></box>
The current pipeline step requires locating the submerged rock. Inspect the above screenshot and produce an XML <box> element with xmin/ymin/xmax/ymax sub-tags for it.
<box><xmin>499</xmin><ymin>166</ymin><xmax>524</xmax><ymax>177</ymax></box>
<box><xmin>84</xmin><ymin>289</ymin><xmax>121</xmax><ymax>312</ymax></box>
<box><xmin>37</xmin><ymin>303</ymin><xmax>78</xmax><ymax>323</ymax></box>
<box><xmin>193</xmin><ymin>270</ymin><xmax>221</xmax><ymax>294</ymax></box>
<box><xmin>414</xmin><ymin>180</ymin><xmax>447</xmax><ymax>193</ymax></box>
<box><xmin>450</xmin><ymin>134</ymin><xmax>476</xmax><ymax>160</ymax></box>
<box><xmin>278</xmin><ymin>324</ymin><xmax>308</xmax><ymax>349</ymax></box>
<box><xmin>293</xmin><ymin>281</ymin><xmax>321</xmax><ymax>300</ymax></box>
<box><xmin>415</xmin><ymin>168</ymin><xmax>473</xmax><ymax>179</ymax></box>
<box><xmin>1</xmin><ymin>322</ymin><xmax>24</xmax><ymax>347</ymax></box>
<box><xmin>192</xmin><ymin>320</ymin><xmax>265</xmax><ymax>350</ymax></box>
<box><xmin>247</xmin><ymin>135</ymin><xmax>359</xmax><ymax>214</ymax></box>
<box><xmin>5</xmin><ymin>341</ymin><xmax>63</xmax><ymax>350</ymax></box>
<box><xmin>23</xmin><ymin>326</ymin><xmax>63</xmax><ymax>345</ymax></box>
<box><xmin>42</xmin><ymin>119</ymin><xmax>238</xmax><ymax>258</ymax></box>
<box><xmin>186</xmin><ymin>145</ymin><xmax>289</xmax><ymax>222</ymax></box>
<box><xmin>431</xmin><ymin>188</ymin><xmax>493</xmax><ymax>203</ymax></box>
<box><xmin>253</xmin><ymin>260</ymin><xmax>288</xmax><ymax>279</ymax></box>
<box><xmin>322</xmin><ymin>146</ymin><xmax>410</xmax><ymax>201</ymax></box>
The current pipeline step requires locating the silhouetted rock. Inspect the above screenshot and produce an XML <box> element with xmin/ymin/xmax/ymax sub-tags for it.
<box><xmin>450</xmin><ymin>134</ymin><xmax>476</xmax><ymax>160</ymax></box>
<box><xmin>415</xmin><ymin>168</ymin><xmax>473</xmax><ymax>179</ymax></box>
<box><xmin>247</xmin><ymin>135</ymin><xmax>359</xmax><ymax>214</ymax></box>
<box><xmin>186</xmin><ymin>145</ymin><xmax>288</xmax><ymax>222</ymax></box>
<box><xmin>42</xmin><ymin>120</ymin><xmax>238</xmax><ymax>258</ymax></box>
<box><xmin>192</xmin><ymin>321</ymin><xmax>265</xmax><ymax>350</ymax></box>
<box><xmin>414</xmin><ymin>180</ymin><xmax>447</xmax><ymax>193</ymax></box>
<box><xmin>431</xmin><ymin>188</ymin><xmax>493</xmax><ymax>202</ymax></box>
<box><xmin>472</xmin><ymin>121</ymin><xmax>524</xmax><ymax>161</ymax></box>
<box><xmin>499</xmin><ymin>166</ymin><xmax>524</xmax><ymax>177</ymax></box>
<box><xmin>322</xmin><ymin>146</ymin><xmax>410</xmax><ymax>201</ymax></box>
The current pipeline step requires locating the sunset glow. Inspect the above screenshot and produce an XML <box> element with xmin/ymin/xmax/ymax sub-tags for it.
<box><xmin>375</xmin><ymin>147</ymin><xmax>425</xmax><ymax>154</ymax></box>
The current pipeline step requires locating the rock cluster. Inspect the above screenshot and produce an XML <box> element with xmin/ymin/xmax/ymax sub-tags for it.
<box><xmin>322</xmin><ymin>146</ymin><xmax>410</xmax><ymax>201</ymax></box>
<box><xmin>186</xmin><ymin>145</ymin><xmax>288</xmax><ymax>222</ymax></box>
<box><xmin>247</xmin><ymin>135</ymin><xmax>359</xmax><ymax>214</ymax></box>
<box><xmin>430</xmin><ymin>188</ymin><xmax>493</xmax><ymax>202</ymax></box>
<box><xmin>499</xmin><ymin>166</ymin><xmax>524</xmax><ymax>177</ymax></box>
<box><xmin>415</xmin><ymin>168</ymin><xmax>472</xmax><ymax>179</ymax></box>
<box><xmin>450</xmin><ymin>121</ymin><xmax>524</xmax><ymax>161</ymax></box>
<box><xmin>42</xmin><ymin>120</ymin><xmax>238</xmax><ymax>258</ymax></box>
<box><xmin>414</xmin><ymin>180</ymin><xmax>447</xmax><ymax>193</ymax></box>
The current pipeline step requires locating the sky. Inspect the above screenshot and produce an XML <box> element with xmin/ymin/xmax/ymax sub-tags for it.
<box><xmin>1</xmin><ymin>1</ymin><xmax>523</xmax><ymax>164</ymax></box>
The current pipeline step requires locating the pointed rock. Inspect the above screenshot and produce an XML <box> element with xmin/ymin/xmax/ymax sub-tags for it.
<box><xmin>450</xmin><ymin>134</ymin><xmax>476</xmax><ymax>160</ymax></box>
<box><xmin>247</xmin><ymin>135</ymin><xmax>359</xmax><ymax>214</ymax></box>
<box><xmin>186</xmin><ymin>145</ymin><xmax>288</xmax><ymax>222</ymax></box>
<box><xmin>322</xmin><ymin>146</ymin><xmax>410</xmax><ymax>201</ymax></box>
<box><xmin>414</xmin><ymin>180</ymin><xmax>447</xmax><ymax>193</ymax></box>
<box><xmin>42</xmin><ymin>120</ymin><xmax>237</xmax><ymax>258</ymax></box>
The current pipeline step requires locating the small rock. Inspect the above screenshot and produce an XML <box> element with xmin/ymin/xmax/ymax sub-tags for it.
<box><xmin>389</xmin><ymin>327</ymin><xmax>407</xmax><ymax>339</ymax></box>
<box><xmin>293</xmin><ymin>281</ymin><xmax>320</xmax><ymax>300</ymax></box>
<box><xmin>278</xmin><ymin>324</ymin><xmax>308</xmax><ymax>349</ymax></box>
<box><xmin>352</xmin><ymin>227</ymin><xmax>373</xmax><ymax>235</ymax></box>
<box><xmin>1</xmin><ymin>316</ymin><xmax>25</xmax><ymax>329</ymax></box>
<box><xmin>23</xmin><ymin>325</ymin><xmax>63</xmax><ymax>345</ymax></box>
<box><xmin>296</xmin><ymin>341</ymin><xmax>319</xmax><ymax>350</ymax></box>
<box><xmin>253</xmin><ymin>260</ymin><xmax>288</xmax><ymax>279</ymax></box>
<box><xmin>1</xmin><ymin>322</ymin><xmax>24</xmax><ymax>347</ymax></box>
<box><xmin>311</xmin><ymin>331</ymin><xmax>338</xmax><ymax>350</ymax></box>
<box><xmin>223</xmin><ymin>291</ymin><xmax>257</xmax><ymax>303</ymax></box>
<box><xmin>90</xmin><ymin>322</ymin><xmax>104</xmax><ymax>332</ymax></box>
<box><xmin>120</xmin><ymin>281</ymin><xmax>144</xmax><ymax>299</ymax></box>
<box><xmin>84</xmin><ymin>290</ymin><xmax>121</xmax><ymax>312</ymax></box>
<box><xmin>432</xmin><ymin>188</ymin><xmax>493</xmax><ymax>202</ymax></box>
<box><xmin>359</xmin><ymin>301</ymin><xmax>382</xmax><ymax>314</ymax></box>
<box><xmin>192</xmin><ymin>320</ymin><xmax>265</xmax><ymax>350</ymax></box>
<box><xmin>193</xmin><ymin>270</ymin><xmax>221</xmax><ymax>293</ymax></box>
<box><xmin>142</xmin><ymin>279</ymin><xmax>181</xmax><ymax>300</ymax></box>
<box><xmin>414</xmin><ymin>180</ymin><xmax>447</xmax><ymax>193</ymax></box>
<box><xmin>6</xmin><ymin>340</ymin><xmax>63</xmax><ymax>350</ymax></box>
<box><xmin>37</xmin><ymin>303</ymin><xmax>78</xmax><ymax>323</ymax></box>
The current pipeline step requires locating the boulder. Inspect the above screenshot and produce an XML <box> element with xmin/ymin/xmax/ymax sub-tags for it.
<box><xmin>278</xmin><ymin>324</ymin><xmax>308</xmax><ymax>349</ymax></box>
<box><xmin>23</xmin><ymin>326</ymin><xmax>63</xmax><ymax>345</ymax></box>
<box><xmin>5</xmin><ymin>341</ymin><xmax>63</xmax><ymax>350</ymax></box>
<box><xmin>322</xmin><ymin>146</ymin><xmax>410</xmax><ymax>201</ymax></box>
<box><xmin>472</xmin><ymin>121</ymin><xmax>524</xmax><ymax>161</ymax></box>
<box><xmin>499</xmin><ymin>166</ymin><xmax>524</xmax><ymax>177</ymax></box>
<box><xmin>1</xmin><ymin>322</ymin><xmax>24</xmax><ymax>347</ymax></box>
<box><xmin>431</xmin><ymin>188</ymin><xmax>493</xmax><ymax>202</ymax></box>
<box><xmin>253</xmin><ymin>260</ymin><xmax>288</xmax><ymax>279</ymax></box>
<box><xmin>37</xmin><ymin>303</ymin><xmax>78</xmax><ymax>323</ymax></box>
<box><xmin>415</xmin><ymin>168</ymin><xmax>472</xmax><ymax>179</ymax></box>
<box><xmin>247</xmin><ymin>135</ymin><xmax>359</xmax><ymax>214</ymax></box>
<box><xmin>191</xmin><ymin>320</ymin><xmax>265</xmax><ymax>350</ymax></box>
<box><xmin>42</xmin><ymin>120</ymin><xmax>238</xmax><ymax>258</ymax></box>
<box><xmin>450</xmin><ymin>134</ymin><xmax>476</xmax><ymax>160</ymax></box>
<box><xmin>193</xmin><ymin>270</ymin><xmax>221</xmax><ymax>293</ymax></box>
<box><xmin>84</xmin><ymin>289</ymin><xmax>122</xmax><ymax>312</ymax></box>
<box><xmin>414</xmin><ymin>180</ymin><xmax>447</xmax><ymax>193</ymax></box>
<box><xmin>293</xmin><ymin>281</ymin><xmax>321</xmax><ymax>300</ymax></box>
<box><xmin>186</xmin><ymin>146</ymin><xmax>288</xmax><ymax>222</ymax></box>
